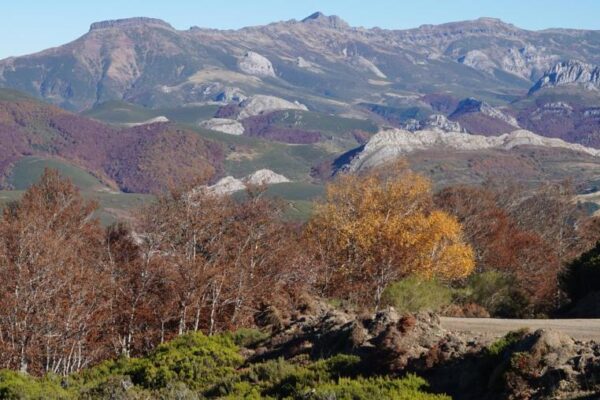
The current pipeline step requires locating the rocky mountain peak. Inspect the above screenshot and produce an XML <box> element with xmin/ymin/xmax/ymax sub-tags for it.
<box><xmin>89</xmin><ymin>17</ymin><xmax>174</xmax><ymax>32</ymax></box>
<box><xmin>474</xmin><ymin>17</ymin><xmax>512</xmax><ymax>26</ymax></box>
<box><xmin>450</xmin><ymin>98</ymin><xmax>520</xmax><ymax>127</ymax></box>
<box><xmin>415</xmin><ymin>16</ymin><xmax>518</xmax><ymax>36</ymax></box>
<box><xmin>529</xmin><ymin>59</ymin><xmax>600</xmax><ymax>94</ymax></box>
<box><xmin>451</xmin><ymin>97</ymin><xmax>486</xmax><ymax>114</ymax></box>
<box><xmin>301</xmin><ymin>11</ymin><xmax>349</xmax><ymax>29</ymax></box>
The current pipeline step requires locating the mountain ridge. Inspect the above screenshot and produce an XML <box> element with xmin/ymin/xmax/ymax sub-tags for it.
<box><xmin>3</xmin><ymin>12</ymin><xmax>600</xmax><ymax>112</ymax></box>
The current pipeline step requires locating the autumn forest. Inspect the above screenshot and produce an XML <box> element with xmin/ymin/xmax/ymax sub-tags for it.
<box><xmin>1</xmin><ymin>161</ymin><xmax>597</xmax><ymax>383</ymax></box>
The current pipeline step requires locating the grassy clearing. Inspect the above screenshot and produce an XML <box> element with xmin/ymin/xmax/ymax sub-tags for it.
<box><xmin>83</xmin><ymin>101</ymin><xmax>219</xmax><ymax>125</ymax></box>
<box><xmin>8</xmin><ymin>157</ymin><xmax>104</xmax><ymax>190</ymax></box>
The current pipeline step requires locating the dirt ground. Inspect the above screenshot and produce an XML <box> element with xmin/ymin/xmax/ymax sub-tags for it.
<box><xmin>440</xmin><ymin>317</ymin><xmax>600</xmax><ymax>341</ymax></box>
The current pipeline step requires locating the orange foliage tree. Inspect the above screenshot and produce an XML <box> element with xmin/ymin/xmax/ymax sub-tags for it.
<box><xmin>306</xmin><ymin>162</ymin><xmax>475</xmax><ymax>310</ymax></box>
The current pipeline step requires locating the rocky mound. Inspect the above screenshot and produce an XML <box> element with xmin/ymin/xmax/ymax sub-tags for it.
<box><xmin>301</xmin><ymin>11</ymin><xmax>349</xmax><ymax>30</ymax></box>
<box><xmin>205</xmin><ymin>169</ymin><xmax>290</xmax><ymax>195</ymax></box>
<box><xmin>238</xmin><ymin>95</ymin><xmax>308</xmax><ymax>119</ymax></box>
<box><xmin>449</xmin><ymin>98</ymin><xmax>520</xmax><ymax>135</ymax></box>
<box><xmin>238</xmin><ymin>51</ymin><xmax>276</xmax><ymax>78</ymax></box>
<box><xmin>247</xmin><ymin>300</ymin><xmax>600</xmax><ymax>400</ymax></box>
<box><xmin>245</xmin><ymin>169</ymin><xmax>290</xmax><ymax>186</ymax></box>
<box><xmin>345</xmin><ymin>128</ymin><xmax>600</xmax><ymax>172</ymax></box>
<box><xmin>199</xmin><ymin>118</ymin><xmax>245</xmax><ymax>135</ymax></box>
<box><xmin>206</xmin><ymin>176</ymin><xmax>246</xmax><ymax>195</ymax></box>
<box><xmin>403</xmin><ymin>114</ymin><xmax>465</xmax><ymax>133</ymax></box>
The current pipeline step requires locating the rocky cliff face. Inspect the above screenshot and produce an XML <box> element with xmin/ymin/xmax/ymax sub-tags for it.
<box><xmin>529</xmin><ymin>60</ymin><xmax>600</xmax><ymax>93</ymax></box>
<box><xmin>89</xmin><ymin>17</ymin><xmax>174</xmax><ymax>31</ymax></box>
<box><xmin>344</xmin><ymin>128</ymin><xmax>600</xmax><ymax>172</ymax></box>
<box><xmin>403</xmin><ymin>114</ymin><xmax>465</xmax><ymax>133</ymax></box>
<box><xmin>301</xmin><ymin>12</ymin><xmax>349</xmax><ymax>30</ymax></box>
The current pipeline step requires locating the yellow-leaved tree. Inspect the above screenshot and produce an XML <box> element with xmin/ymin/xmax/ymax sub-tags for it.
<box><xmin>306</xmin><ymin>162</ymin><xmax>475</xmax><ymax>310</ymax></box>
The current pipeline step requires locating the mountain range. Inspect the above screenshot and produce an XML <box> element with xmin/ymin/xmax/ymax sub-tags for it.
<box><xmin>1</xmin><ymin>12</ymin><xmax>600</xmax><ymax>210</ymax></box>
<box><xmin>2</xmin><ymin>13</ymin><xmax>600</xmax><ymax>110</ymax></box>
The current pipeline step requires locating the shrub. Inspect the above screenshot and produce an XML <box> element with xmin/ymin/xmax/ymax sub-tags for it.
<box><xmin>305</xmin><ymin>374</ymin><xmax>450</xmax><ymax>400</ymax></box>
<box><xmin>486</xmin><ymin>329</ymin><xmax>529</xmax><ymax>358</ymax></box>
<box><xmin>465</xmin><ymin>272</ymin><xmax>530</xmax><ymax>317</ymax></box>
<box><xmin>215</xmin><ymin>355</ymin><xmax>447</xmax><ymax>400</ymax></box>
<box><xmin>442</xmin><ymin>302</ymin><xmax>490</xmax><ymax>318</ymax></box>
<box><xmin>227</xmin><ymin>328</ymin><xmax>269</xmax><ymax>348</ymax></box>
<box><xmin>561</xmin><ymin>241</ymin><xmax>600</xmax><ymax>305</ymax></box>
<box><xmin>78</xmin><ymin>332</ymin><xmax>243</xmax><ymax>393</ymax></box>
<box><xmin>0</xmin><ymin>332</ymin><xmax>451</xmax><ymax>399</ymax></box>
<box><xmin>380</xmin><ymin>276</ymin><xmax>453</xmax><ymax>313</ymax></box>
<box><xmin>0</xmin><ymin>370</ymin><xmax>72</xmax><ymax>399</ymax></box>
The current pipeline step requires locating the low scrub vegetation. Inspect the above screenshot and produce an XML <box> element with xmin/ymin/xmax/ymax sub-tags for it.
<box><xmin>0</xmin><ymin>331</ymin><xmax>448</xmax><ymax>399</ymax></box>
<box><xmin>381</xmin><ymin>277</ymin><xmax>453</xmax><ymax>314</ymax></box>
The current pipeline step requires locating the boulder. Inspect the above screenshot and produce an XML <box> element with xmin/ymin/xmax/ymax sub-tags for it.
<box><xmin>199</xmin><ymin>118</ymin><xmax>245</xmax><ymax>135</ymax></box>
<box><xmin>238</xmin><ymin>95</ymin><xmax>308</xmax><ymax>119</ymax></box>
<box><xmin>238</xmin><ymin>51</ymin><xmax>276</xmax><ymax>78</ymax></box>
<box><xmin>244</xmin><ymin>169</ymin><xmax>289</xmax><ymax>185</ymax></box>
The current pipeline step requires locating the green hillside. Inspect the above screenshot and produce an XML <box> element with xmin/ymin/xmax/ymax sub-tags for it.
<box><xmin>3</xmin><ymin>157</ymin><xmax>153</xmax><ymax>225</ymax></box>
<box><xmin>8</xmin><ymin>157</ymin><xmax>105</xmax><ymax>190</ymax></box>
<box><xmin>83</xmin><ymin>101</ymin><xmax>220</xmax><ymax>125</ymax></box>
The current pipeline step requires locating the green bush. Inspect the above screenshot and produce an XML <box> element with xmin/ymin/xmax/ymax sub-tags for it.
<box><xmin>227</xmin><ymin>328</ymin><xmax>269</xmax><ymax>348</ymax></box>
<box><xmin>0</xmin><ymin>331</ymin><xmax>450</xmax><ymax>400</ymax></box>
<box><xmin>0</xmin><ymin>370</ymin><xmax>72</xmax><ymax>399</ymax></box>
<box><xmin>464</xmin><ymin>272</ymin><xmax>530</xmax><ymax>317</ymax></box>
<box><xmin>216</xmin><ymin>355</ymin><xmax>447</xmax><ymax>400</ymax></box>
<box><xmin>486</xmin><ymin>329</ymin><xmax>529</xmax><ymax>358</ymax></box>
<box><xmin>78</xmin><ymin>331</ymin><xmax>243</xmax><ymax>393</ymax></box>
<box><xmin>306</xmin><ymin>375</ymin><xmax>451</xmax><ymax>400</ymax></box>
<box><xmin>381</xmin><ymin>276</ymin><xmax>453</xmax><ymax>313</ymax></box>
<box><xmin>561</xmin><ymin>241</ymin><xmax>600</xmax><ymax>304</ymax></box>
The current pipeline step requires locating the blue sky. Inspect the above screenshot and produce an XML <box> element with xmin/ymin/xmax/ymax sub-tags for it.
<box><xmin>2</xmin><ymin>0</ymin><xmax>600</xmax><ymax>59</ymax></box>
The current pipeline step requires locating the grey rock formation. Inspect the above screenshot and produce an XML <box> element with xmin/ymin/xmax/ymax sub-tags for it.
<box><xmin>349</xmin><ymin>55</ymin><xmax>387</xmax><ymax>78</ymax></box>
<box><xmin>244</xmin><ymin>169</ymin><xmax>289</xmax><ymax>186</ymax></box>
<box><xmin>301</xmin><ymin>12</ymin><xmax>349</xmax><ymax>29</ymax></box>
<box><xmin>529</xmin><ymin>60</ymin><xmax>600</xmax><ymax>94</ymax></box>
<box><xmin>89</xmin><ymin>17</ymin><xmax>174</xmax><ymax>31</ymax></box>
<box><xmin>199</xmin><ymin>118</ymin><xmax>245</xmax><ymax>135</ymax></box>
<box><xmin>347</xmin><ymin>128</ymin><xmax>600</xmax><ymax>172</ymax></box>
<box><xmin>206</xmin><ymin>176</ymin><xmax>246</xmax><ymax>195</ymax></box>
<box><xmin>403</xmin><ymin>114</ymin><xmax>465</xmax><ymax>133</ymax></box>
<box><xmin>202</xmin><ymin>169</ymin><xmax>290</xmax><ymax>195</ymax></box>
<box><xmin>459</xmin><ymin>50</ymin><xmax>496</xmax><ymax>74</ymax></box>
<box><xmin>238</xmin><ymin>51</ymin><xmax>276</xmax><ymax>78</ymax></box>
<box><xmin>237</xmin><ymin>95</ymin><xmax>308</xmax><ymax>119</ymax></box>
<box><xmin>501</xmin><ymin>45</ymin><xmax>557</xmax><ymax>80</ymax></box>
<box><xmin>451</xmin><ymin>97</ymin><xmax>520</xmax><ymax>127</ymax></box>
<box><xmin>530</xmin><ymin>101</ymin><xmax>574</xmax><ymax>120</ymax></box>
